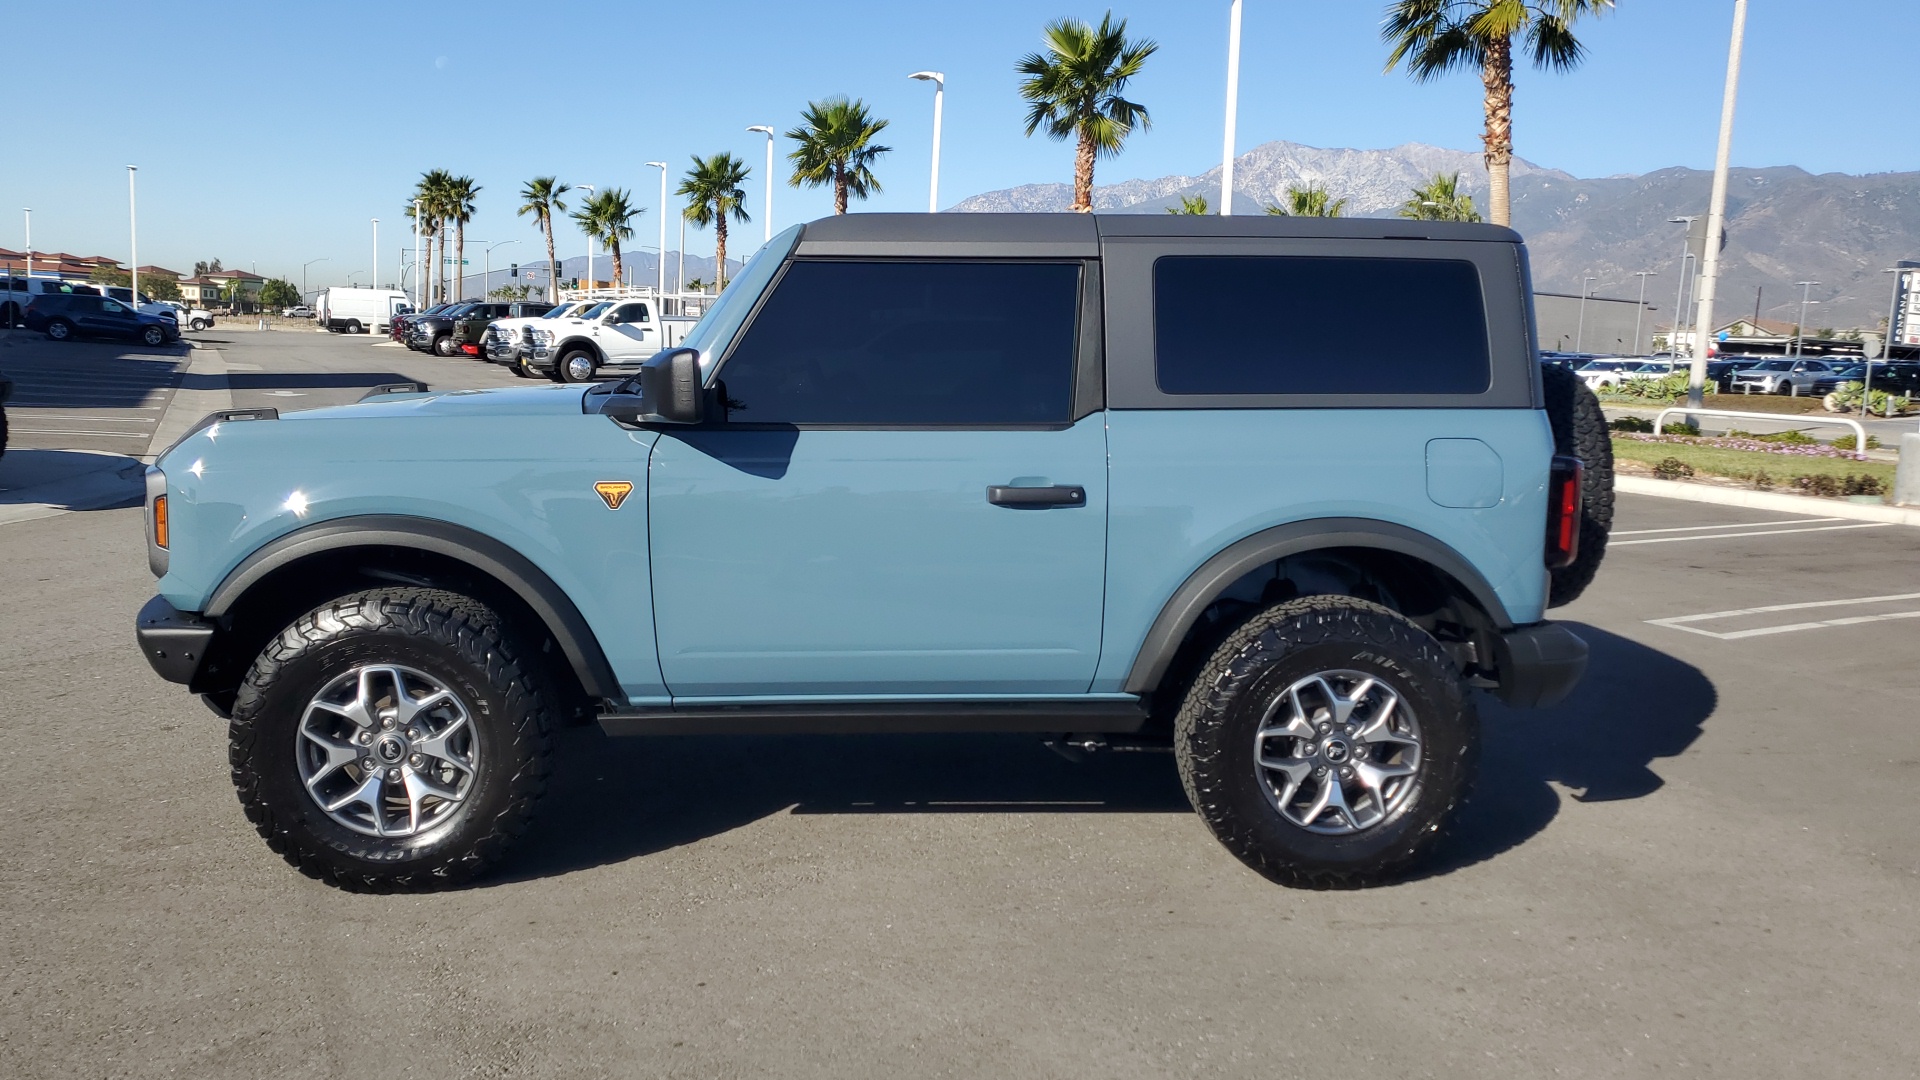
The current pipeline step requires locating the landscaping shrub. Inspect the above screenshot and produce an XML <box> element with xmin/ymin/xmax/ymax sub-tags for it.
<box><xmin>1792</xmin><ymin>474</ymin><xmax>1886</xmax><ymax>498</ymax></box>
<box><xmin>1826</xmin><ymin>382</ymin><xmax>1913</xmax><ymax>417</ymax></box>
<box><xmin>1751</xmin><ymin>470</ymin><xmax>1775</xmax><ymax>490</ymax></box>
<box><xmin>1652</xmin><ymin>457</ymin><xmax>1695</xmax><ymax>480</ymax></box>
<box><xmin>1610</xmin><ymin>416</ymin><xmax>1654</xmax><ymax>433</ymax></box>
<box><xmin>1831</xmin><ymin>434</ymin><xmax>1881</xmax><ymax>451</ymax></box>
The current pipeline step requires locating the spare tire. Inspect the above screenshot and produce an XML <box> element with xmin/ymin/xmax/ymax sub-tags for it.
<box><xmin>1540</xmin><ymin>363</ymin><xmax>1612</xmax><ymax>607</ymax></box>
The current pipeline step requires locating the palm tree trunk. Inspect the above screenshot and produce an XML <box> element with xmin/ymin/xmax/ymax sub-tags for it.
<box><xmin>610</xmin><ymin>239</ymin><xmax>623</xmax><ymax>290</ymax></box>
<box><xmin>714</xmin><ymin>206</ymin><xmax>729</xmax><ymax>291</ymax></box>
<box><xmin>455</xmin><ymin>224</ymin><xmax>466</xmax><ymax>300</ymax></box>
<box><xmin>1481</xmin><ymin>35</ymin><xmax>1515</xmax><ymax>228</ymax></box>
<box><xmin>834</xmin><ymin>163</ymin><xmax>849</xmax><ymax>215</ymax></box>
<box><xmin>422</xmin><ymin>231</ymin><xmax>436</xmax><ymax>305</ymax></box>
<box><xmin>542</xmin><ymin>216</ymin><xmax>558</xmax><ymax>304</ymax></box>
<box><xmin>1072</xmin><ymin>128</ymin><xmax>1097</xmax><ymax>213</ymax></box>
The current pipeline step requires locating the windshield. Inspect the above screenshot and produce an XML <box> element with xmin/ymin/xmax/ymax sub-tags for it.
<box><xmin>1577</xmin><ymin>361</ymin><xmax>1628</xmax><ymax>372</ymax></box>
<box><xmin>681</xmin><ymin>223</ymin><xmax>805</xmax><ymax>377</ymax></box>
<box><xmin>540</xmin><ymin>304</ymin><xmax>572</xmax><ymax>319</ymax></box>
<box><xmin>577</xmin><ymin>302</ymin><xmax>611</xmax><ymax>320</ymax></box>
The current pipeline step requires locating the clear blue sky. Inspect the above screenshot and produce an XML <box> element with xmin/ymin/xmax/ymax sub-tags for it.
<box><xmin>3</xmin><ymin>0</ymin><xmax>1909</xmax><ymax>289</ymax></box>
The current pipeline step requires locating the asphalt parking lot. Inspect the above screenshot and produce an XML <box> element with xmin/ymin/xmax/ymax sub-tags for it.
<box><xmin>2</xmin><ymin>329</ymin><xmax>1917</xmax><ymax>1078</ymax></box>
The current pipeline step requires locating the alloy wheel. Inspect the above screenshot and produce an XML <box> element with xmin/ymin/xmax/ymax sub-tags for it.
<box><xmin>1252</xmin><ymin>669</ymin><xmax>1423</xmax><ymax>835</ymax></box>
<box><xmin>296</xmin><ymin>663</ymin><xmax>482</xmax><ymax>838</ymax></box>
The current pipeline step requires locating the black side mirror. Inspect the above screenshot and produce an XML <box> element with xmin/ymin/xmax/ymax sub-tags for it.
<box><xmin>640</xmin><ymin>348</ymin><xmax>705</xmax><ymax>424</ymax></box>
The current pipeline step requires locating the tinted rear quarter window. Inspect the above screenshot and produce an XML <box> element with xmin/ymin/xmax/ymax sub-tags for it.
<box><xmin>1154</xmin><ymin>255</ymin><xmax>1491</xmax><ymax>396</ymax></box>
<box><xmin>718</xmin><ymin>260</ymin><xmax>1081</xmax><ymax>425</ymax></box>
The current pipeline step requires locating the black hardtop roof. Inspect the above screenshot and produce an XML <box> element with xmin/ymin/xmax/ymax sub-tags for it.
<box><xmin>796</xmin><ymin>212</ymin><xmax>1520</xmax><ymax>246</ymax></box>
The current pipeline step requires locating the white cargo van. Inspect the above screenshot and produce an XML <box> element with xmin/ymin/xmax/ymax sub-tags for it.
<box><xmin>315</xmin><ymin>287</ymin><xmax>410</xmax><ymax>334</ymax></box>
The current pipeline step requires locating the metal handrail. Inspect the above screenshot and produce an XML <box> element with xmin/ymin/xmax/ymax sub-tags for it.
<box><xmin>1652</xmin><ymin>406</ymin><xmax>1868</xmax><ymax>451</ymax></box>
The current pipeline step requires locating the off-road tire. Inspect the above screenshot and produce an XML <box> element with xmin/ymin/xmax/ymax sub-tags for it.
<box><xmin>227</xmin><ymin>587</ymin><xmax>555</xmax><ymax>892</ymax></box>
<box><xmin>1174</xmin><ymin>596</ymin><xmax>1478</xmax><ymax>889</ymax></box>
<box><xmin>1540</xmin><ymin>363</ymin><xmax>1612</xmax><ymax>607</ymax></box>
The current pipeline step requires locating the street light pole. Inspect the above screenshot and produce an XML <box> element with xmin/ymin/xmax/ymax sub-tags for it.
<box><xmin>1575</xmin><ymin>274</ymin><xmax>1595</xmax><ymax>353</ymax></box>
<box><xmin>645</xmin><ymin>162</ymin><xmax>669</xmax><ymax>302</ymax></box>
<box><xmin>1667</xmin><ymin>216</ymin><xmax>1697</xmax><ymax>355</ymax></box>
<box><xmin>371</xmin><ymin>219</ymin><xmax>378</xmax><ymax>291</ymax></box>
<box><xmin>1793</xmin><ymin>280</ymin><xmax>1819</xmax><ymax>358</ymax></box>
<box><xmin>127</xmin><ymin>165</ymin><xmax>138</xmax><ymax>306</ymax></box>
<box><xmin>747</xmin><ymin>126</ymin><xmax>774</xmax><ymax>241</ymax></box>
<box><xmin>910</xmin><ymin>72</ymin><xmax>945</xmax><ymax>212</ymax></box>
<box><xmin>302</xmin><ymin>257</ymin><xmax>328</xmax><ymax>302</ymax></box>
<box><xmin>1220</xmin><ymin>0</ymin><xmax>1243</xmax><ymax>216</ymax></box>
<box><xmin>484</xmin><ymin>239</ymin><xmax>518</xmax><ymax>301</ymax></box>
<box><xmin>21</xmin><ymin>209</ymin><xmax>29</xmax><ymax>283</ymax></box>
<box><xmin>678</xmin><ymin>212</ymin><xmax>687</xmax><ymax>295</ymax></box>
<box><xmin>578</xmin><ymin>184</ymin><xmax>596</xmax><ymax>294</ymax></box>
<box><xmin>1687</xmin><ymin>0</ymin><xmax>1748</xmax><ymax>411</ymax></box>
<box><xmin>1633</xmin><ymin>271</ymin><xmax>1657</xmax><ymax>355</ymax></box>
<box><xmin>413</xmin><ymin>199</ymin><xmax>423</xmax><ymax>308</ymax></box>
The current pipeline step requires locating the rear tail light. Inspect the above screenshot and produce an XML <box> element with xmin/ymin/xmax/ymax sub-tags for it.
<box><xmin>1545</xmin><ymin>455</ymin><xmax>1582</xmax><ymax>569</ymax></box>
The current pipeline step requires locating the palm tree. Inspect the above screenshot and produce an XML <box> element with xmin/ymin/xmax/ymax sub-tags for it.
<box><xmin>517</xmin><ymin>177</ymin><xmax>571</xmax><ymax>303</ymax></box>
<box><xmin>786</xmin><ymin>97</ymin><xmax>893</xmax><ymax>215</ymax></box>
<box><xmin>574</xmin><ymin>189</ymin><xmax>641</xmax><ymax>289</ymax></box>
<box><xmin>445</xmin><ymin>175</ymin><xmax>481</xmax><ymax>299</ymax></box>
<box><xmin>408</xmin><ymin>169</ymin><xmax>455</xmax><ymax>303</ymax></box>
<box><xmin>1016</xmin><ymin>12</ymin><xmax>1158</xmax><ymax>213</ymax></box>
<box><xmin>1398</xmin><ymin>171</ymin><xmax>1484</xmax><ymax>222</ymax></box>
<box><xmin>1168</xmin><ymin>194</ymin><xmax>1210</xmax><ymax>216</ymax></box>
<box><xmin>1383</xmin><ymin>0</ymin><xmax>1613</xmax><ymax>227</ymax></box>
<box><xmin>677</xmin><ymin>153</ymin><xmax>751</xmax><ymax>291</ymax></box>
<box><xmin>1264</xmin><ymin>184</ymin><xmax>1347</xmax><ymax>218</ymax></box>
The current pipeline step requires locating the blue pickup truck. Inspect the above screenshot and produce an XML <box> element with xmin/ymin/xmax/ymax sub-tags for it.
<box><xmin>135</xmin><ymin>214</ymin><xmax>1611</xmax><ymax>892</ymax></box>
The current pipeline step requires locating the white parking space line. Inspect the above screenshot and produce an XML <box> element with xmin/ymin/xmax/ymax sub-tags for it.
<box><xmin>1612</xmin><ymin>517</ymin><xmax>1845</xmax><ymax>536</ymax></box>
<box><xmin>10</xmin><ymin>428</ymin><xmax>149</xmax><ymax>439</ymax></box>
<box><xmin>1613</xmin><ymin>523</ymin><xmax>1891</xmax><ymax>546</ymax></box>
<box><xmin>1648</xmin><ymin>592</ymin><xmax>1920</xmax><ymax>640</ymax></box>
<box><xmin>17</xmin><ymin>415</ymin><xmax>156</xmax><ymax>423</ymax></box>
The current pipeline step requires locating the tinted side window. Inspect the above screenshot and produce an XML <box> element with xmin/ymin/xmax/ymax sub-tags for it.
<box><xmin>1154</xmin><ymin>256</ymin><xmax>1491</xmax><ymax>396</ymax></box>
<box><xmin>719</xmin><ymin>261</ymin><xmax>1081</xmax><ymax>425</ymax></box>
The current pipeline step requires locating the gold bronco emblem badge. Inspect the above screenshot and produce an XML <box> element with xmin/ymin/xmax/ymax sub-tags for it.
<box><xmin>593</xmin><ymin>481</ymin><xmax>634</xmax><ymax>510</ymax></box>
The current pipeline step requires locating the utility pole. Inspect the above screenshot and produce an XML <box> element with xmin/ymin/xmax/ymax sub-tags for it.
<box><xmin>1687</xmin><ymin>0</ymin><xmax>1748</xmax><ymax>412</ymax></box>
<box><xmin>1633</xmin><ymin>271</ymin><xmax>1657</xmax><ymax>355</ymax></box>
<box><xmin>1219</xmin><ymin>0</ymin><xmax>1243</xmax><ymax>215</ymax></box>
<box><xmin>127</xmin><ymin>166</ymin><xmax>138</xmax><ymax>307</ymax></box>
<box><xmin>371</xmin><ymin>219</ymin><xmax>379</xmax><ymax>293</ymax></box>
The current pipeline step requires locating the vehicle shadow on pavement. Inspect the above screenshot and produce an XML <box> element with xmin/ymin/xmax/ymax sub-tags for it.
<box><xmin>0</xmin><ymin>449</ymin><xmax>144</xmax><ymax>509</ymax></box>
<box><xmin>1418</xmin><ymin>622</ymin><xmax>1716</xmax><ymax>880</ymax></box>
<box><xmin>491</xmin><ymin>732</ymin><xmax>1191</xmax><ymax>886</ymax></box>
<box><xmin>177</xmin><ymin>371</ymin><xmax>427</xmax><ymax>392</ymax></box>
<box><xmin>490</xmin><ymin>623</ymin><xmax>1712</xmax><ymax>888</ymax></box>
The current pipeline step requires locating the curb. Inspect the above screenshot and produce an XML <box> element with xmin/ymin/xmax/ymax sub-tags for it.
<box><xmin>0</xmin><ymin>451</ymin><xmax>145</xmax><ymax>526</ymax></box>
<box><xmin>1616</xmin><ymin>475</ymin><xmax>1920</xmax><ymax>527</ymax></box>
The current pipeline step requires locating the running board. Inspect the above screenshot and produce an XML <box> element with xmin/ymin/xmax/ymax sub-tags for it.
<box><xmin>597</xmin><ymin>699</ymin><xmax>1148</xmax><ymax>737</ymax></box>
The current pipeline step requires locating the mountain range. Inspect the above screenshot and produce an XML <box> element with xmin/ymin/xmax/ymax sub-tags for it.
<box><xmin>952</xmin><ymin>141</ymin><xmax>1920</xmax><ymax>331</ymax></box>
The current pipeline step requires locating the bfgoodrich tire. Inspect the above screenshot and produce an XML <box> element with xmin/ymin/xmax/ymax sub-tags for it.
<box><xmin>1174</xmin><ymin>596</ymin><xmax>1477</xmax><ymax>889</ymax></box>
<box><xmin>1540</xmin><ymin>363</ymin><xmax>1613</xmax><ymax>607</ymax></box>
<box><xmin>227</xmin><ymin>588</ymin><xmax>555</xmax><ymax>891</ymax></box>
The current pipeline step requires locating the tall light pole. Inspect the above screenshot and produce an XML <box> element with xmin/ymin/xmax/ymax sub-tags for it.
<box><xmin>747</xmin><ymin>126</ymin><xmax>775</xmax><ymax>242</ymax></box>
<box><xmin>909</xmin><ymin>71</ymin><xmax>945</xmax><ymax>212</ymax></box>
<box><xmin>412</xmin><ymin>198</ymin><xmax>423</xmax><ymax>307</ymax></box>
<box><xmin>302</xmin><ymin>258</ymin><xmax>328</xmax><ymax>301</ymax></box>
<box><xmin>1219</xmin><ymin>1</ymin><xmax>1243</xmax><ymax>216</ymax></box>
<box><xmin>1668</xmin><ymin>216</ymin><xmax>1697</xmax><ymax>354</ymax></box>
<box><xmin>645</xmin><ymin>162</ymin><xmax>669</xmax><ymax>300</ymax></box>
<box><xmin>578</xmin><ymin>184</ymin><xmax>596</xmax><ymax>293</ymax></box>
<box><xmin>21</xmin><ymin>209</ymin><xmax>29</xmax><ymax>283</ymax></box>
<box><xmin>485</xmin><ymin>239</ymin><xmax>518</xmax><ymax>301</ymax></box>
<box><xmin>678</xmin><ymin>211</ymin><xmax>687</xmax><ymax>295</ymax></box>
<box><xmin>127</xmin><ymin>166</ymin><xmax>138</xmax><ymax>305</ymax></box>
<box><xmin>1687</xmin><ymin>0</ymin><xmax>1748</xmax><ymax>411</ymax></box>
<box><xmin>1793</xmin><ymin>280</ymin><xmax>1819</xmax><ymax>358</ymax></box>
<box><xmin>371</xmin><ymin>219</ymin><xmax>378</xmax><ymax>292</ymax></box>
<box><xmin>1575</xmin><ymin>274</ymin><xmax>1596</xmax><ymax>353</ymax></box>
<box><xmin>1633</xmin><ymin>270</ymin><xmax>1657</xmax><ymax>355</ymax></box>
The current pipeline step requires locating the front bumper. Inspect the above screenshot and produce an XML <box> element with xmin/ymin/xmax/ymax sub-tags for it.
<box><xmin>484</xmin><ymin>339</ymin><xmax>523</xmax><ymax>363</ymax></box>
<box><xmin>1491</xmin><ymin>622</ymin><xmax>1588</xmax><ymax>708</ymax></box>
<box><xmin>136</xmin><ymin>595</ymin><xmax>216</xmax><ymax>686</ymax></box>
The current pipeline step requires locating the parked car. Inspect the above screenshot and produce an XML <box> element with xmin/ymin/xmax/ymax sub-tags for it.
<box><xmin>483</xmin><ymin>301</ymin><xmax>596</xmax><ymax>377</ymax></box>
<box><xmin>448</xmin><ymin>301</ymin><xmax>553</xmax><ymax>359</ymax></box>
<box><xmin>283</xmin><ymin>305</ymin><xmax>314</xmax><ymax>319</ymax></box>
<box><xmin>389</xmin><ymin>302</ymin><xmax>448</xmax><ymax>343</ymax></box>
<box><xmin>1574</xmin><ymin>359</ymin><xmax>1641</xmax><ymax>390</ymax></box>
<box><xmin>23</xmin><ymin>293</ymin><xmax>180</xmax><ymax>346</ymax></box>
<box><xmin>3</xmin><ymin>276</ymin><xmax>102</xmax><ymax>327</ymax></box>
<box><xmin>1731</xmin><ymin>358</ymin><xmax>1841</xmax><ymax>396</ymax></box>
<box><xmin>136</xmin><ymin>212</ymin><xmax>1604</xmax><ymax>892</ymax></box>
<box><xmin>405</xmin><ymin>301</ymin><xmax>483</xmax><ymax>355</ymax></box>
<box><xmin>525</xmin><ymin>297</ymin><xmax>699</xmax><ymax>382</ymax></box>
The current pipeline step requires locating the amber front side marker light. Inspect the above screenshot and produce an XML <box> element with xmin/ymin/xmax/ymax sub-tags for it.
<box><xmin>153</xmin><ymin>494</ymin><xmax>169</xmax><ymax>549</ymax></box>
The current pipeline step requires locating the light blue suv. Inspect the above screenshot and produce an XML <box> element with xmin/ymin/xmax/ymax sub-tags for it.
<box><xmin>135</xmin><ymin>214</ymin><xmax>1610</xmax><ymax>891</ymax></box>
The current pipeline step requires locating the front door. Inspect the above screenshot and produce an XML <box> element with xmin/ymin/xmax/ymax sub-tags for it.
<box><xmin>595</xmin><ymin>301</ymin><xmax>654</xmax><ymax>366</ymax></box>
<box><xmin>647</xmin><ymin>259</ymin><xmax>1107</xmax><ymax>699</ymax></box>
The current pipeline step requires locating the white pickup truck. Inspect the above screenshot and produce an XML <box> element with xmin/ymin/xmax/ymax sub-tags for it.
<box><xmin>524</xmin><ymin>297</ymin><xmax>698</xmax><ymax>382</ymax></box>
<box><xmin>482</xmin><ymin>300</ymin><xmax>595</xmax><ymax>378</ymax></box>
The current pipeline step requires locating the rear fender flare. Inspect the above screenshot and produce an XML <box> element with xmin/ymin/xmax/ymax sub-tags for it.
<box><xmin>205</xmin><ymin>515</ymin><xmax>623</xmax><ymax>703</ymax></box>
<box><xmin>1122</xmin><ymin>517</ymin><xmax>1515</xmax><ymax>695</ymax></box>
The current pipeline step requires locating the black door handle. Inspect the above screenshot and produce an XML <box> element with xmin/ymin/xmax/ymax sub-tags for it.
<box><xmin>987</xmin><ymin>485</ymin><xmax>1086</xmax><ymax>508</ymax></box>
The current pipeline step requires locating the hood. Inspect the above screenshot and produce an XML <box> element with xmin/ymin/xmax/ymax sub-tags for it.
<box><xmin>281</xmin><ymin>383</ymin><xmax>589</xmax><ymax>422</ymax></box>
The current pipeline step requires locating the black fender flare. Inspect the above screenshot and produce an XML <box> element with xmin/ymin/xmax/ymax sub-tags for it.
<box><xmin>205</xmin><ymin>515</ymin><xmax>623</xmax><ymax>703</ymax></box>
<box><xmin>1122</xmin><ymin>517</ymin><xmax>1515</xmax><ymax>695</ymax></box>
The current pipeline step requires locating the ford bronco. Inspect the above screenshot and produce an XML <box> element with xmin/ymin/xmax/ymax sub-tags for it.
<box><xmin>135</xmin><ymin>213</ymin><xmax>1611</xmax><ymax>892</ymax></box>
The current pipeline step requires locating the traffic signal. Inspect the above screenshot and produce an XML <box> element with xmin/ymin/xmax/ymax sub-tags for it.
<box><xmin>510</xmin><ymin>264</ymin><xmax>518</xmax><ymax>278</ymax></box>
